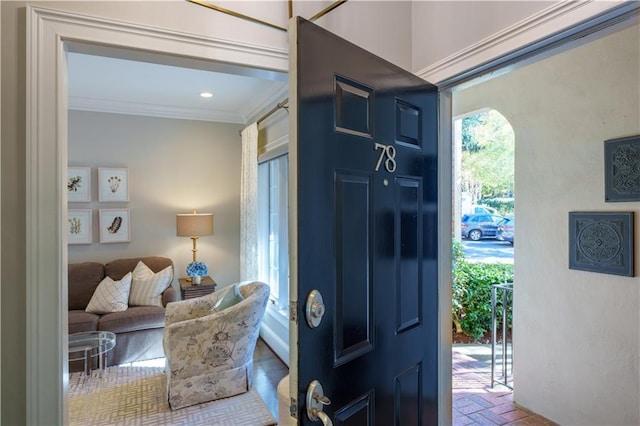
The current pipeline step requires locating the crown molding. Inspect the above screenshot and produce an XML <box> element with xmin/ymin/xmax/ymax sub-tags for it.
<box><xmin>68</xmin><ymin>96</ymin><xmax>246</xmax><ymax>123</ymax></box>
<box><xmin>416</xmin><ymin>1</ymin><xmax>626</xmax><ymax>84</ymax></box>
<box><xmin>69</xmin><ymin>82</ymin><xmax>290</xmax><ymax>124</ymax></box>
<box><xmin>34</xmin><ymin>5</ymin><xmax>288</xmax><ymax>72</ymax></box>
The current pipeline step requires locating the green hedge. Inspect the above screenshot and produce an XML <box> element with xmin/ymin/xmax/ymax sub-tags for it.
<box><xmin>452</xmin><ymin>239</ymin><xmax>513</xmax><ymax>340</ymax></box>
<box><xmin>478</xmin><ymin>198</ymin><xmax>514</xmax><ymax>216</ymax></box>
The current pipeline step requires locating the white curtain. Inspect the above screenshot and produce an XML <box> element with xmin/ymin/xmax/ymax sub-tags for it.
<box><xmin>240</xmin><ymin>123</ymin><xmax>259</xmax><ymax>281</ymax></box>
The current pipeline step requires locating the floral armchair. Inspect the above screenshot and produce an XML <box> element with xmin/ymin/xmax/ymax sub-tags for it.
<box><xmin>163</xmin><ymin>281</ymin><xmax>270</xmax><ymax>410</ymax></box>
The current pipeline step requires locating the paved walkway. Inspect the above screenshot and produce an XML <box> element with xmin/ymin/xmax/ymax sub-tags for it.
<box><xmin>453</xmin><ymin>347</ymin><xmax>557</xmax><ymax>425</ymax></box>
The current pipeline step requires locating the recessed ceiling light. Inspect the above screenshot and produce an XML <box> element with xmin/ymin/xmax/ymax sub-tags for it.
<box><xmin>200</xmin><ymin>92</ymin><xmax>213</xmax><ymax>98</ymax></box>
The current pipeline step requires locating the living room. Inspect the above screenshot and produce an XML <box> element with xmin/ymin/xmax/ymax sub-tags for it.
<box><xmin>66</xmin><ymin>51</ymin><xmax>287</xmax><ymax>288</ymax></box>
<box><xmin>65</xmin><ymin>50</ymin><xmax>290</xmax><ymax>423</ymax></box>
<box><xmin>67</xmin><ymin>111</ymin><xmax>243</xmax><ymax>284</ymax></box>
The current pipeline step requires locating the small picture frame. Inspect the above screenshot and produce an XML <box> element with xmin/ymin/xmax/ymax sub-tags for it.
<box><xmin>67</xmin><ymin>167</ymin><xmax>91</xmax><ymax>202</ymax></box>
<box><xmin>67</xmin><ymin>209</ymin><xmax>92</xmax><ymax>244</ymax></box>
<box><xmin>604</xmin><ymin>135</ymin><xmax>640</xmax><ymax>202</ymax></box>
<box><xmin>98</xmin><ymin>167</ymin><xmax>129</xmax><ymax>202</ymax></box>
<box><xmin>569</xmin><ymin>211</ymin><xmax>634</xmax><ymax>277</ymax></box>
<box><xmin>99</xmin><ymin>208</ymin><xmax>130</xmax><ymax>243</ymax></box>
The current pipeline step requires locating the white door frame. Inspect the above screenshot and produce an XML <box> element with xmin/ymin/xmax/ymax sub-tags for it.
<box><xmin>25</xmin><ymin>2</ymin><xmax>633</xmax><ymax>424</ymax></box>
<box><xmin>25</xmin><ymin>6</ymin><xmax>287</xmax><ymax>424</ymax></box>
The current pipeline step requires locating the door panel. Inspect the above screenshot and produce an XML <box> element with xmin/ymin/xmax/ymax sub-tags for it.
<box><xmin>335</xmin><ymin>171</ymin><xmax>374</xmax><ymax>367</ymax></box>
<box><xmin>291</xmin><ymin>17</ymin><xmax>438</xmax><ymax>425</ymax></box>
<box><xmin>335</xmin><ymin>76</ymin><xmax>374</xmax><ymax>138</ymax></box>
<box><xmin>335</xmin><ymin>390</ymin><xmax>374</xmax><ymax>425</ymax></box>
<box><xmin>396</xmin><ymin>176</ymin><xmax>422</xmax><ymax>334</ymax></box>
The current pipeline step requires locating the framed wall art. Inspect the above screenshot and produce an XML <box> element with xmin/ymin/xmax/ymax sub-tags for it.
<box><xmin>569</xmin><ymin>211</ymin><xmax>634</xmax><ymax>277</ymax></box>
<box><xmin>604</xmin><ymin>135</ymin><xmax>640</xmax><ymax>202</ymax></box>
<box><xmin>99</xmin><ymin>208</ymin><xmax>130</xmax><ymax>243</ymax></box>
<box><xmin>67</xmin><ymin>209</ymin><xmax>92</xmax><ymax>244</ymax></box>
<box><xmin>98</xmin><ymin>167</ymin><xmax>129</xmax><ymax>202</ymax></box>
<box><xmin>67</xmin><ymin>167</ymin><xmax>91</xmax><ymax>202</ymax></box>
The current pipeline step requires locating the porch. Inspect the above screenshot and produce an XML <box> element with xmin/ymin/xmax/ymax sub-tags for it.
<box><xmin>453</xmin><ymin>346</ymin><xmax>556</xmax><ymax>425</ymax></box>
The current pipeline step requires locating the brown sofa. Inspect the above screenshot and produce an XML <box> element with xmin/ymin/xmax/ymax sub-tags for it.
<box><xmin>68</xmin><ymin>256</ymin><xmax>179</xmax><ymax>369</ymax></box>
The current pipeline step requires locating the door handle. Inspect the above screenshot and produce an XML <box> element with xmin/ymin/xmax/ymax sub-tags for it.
<box><xmin>311</xmin><ymin>409</ymin><xmax>332</xmax><ymax>426</ymax></box>
<box><xmin>307</xmin><ymin>380</ymin><xmax>333</xmax><ymax>426</ymax></box>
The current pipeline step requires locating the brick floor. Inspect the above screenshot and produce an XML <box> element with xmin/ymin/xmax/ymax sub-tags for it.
<box><xmin>453</xmin><ymin>350</ymin><xmax>557</xmax><ymax>425</ymax></box>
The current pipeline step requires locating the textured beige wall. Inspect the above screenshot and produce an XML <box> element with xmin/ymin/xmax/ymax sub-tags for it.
<box><xmin>453</xmin><ymin>23</ymin><xmax>640</xmax><ymax>425</ymax></box>
<box><xmin>68</xmin><ymin>111</ymin><xmax>242</xmax><ymax>288</ymax></box>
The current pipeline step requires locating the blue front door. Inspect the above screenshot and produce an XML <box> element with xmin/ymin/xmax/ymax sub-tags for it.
<box><xmin>291</xmin><ymin>17</ymin><xmax>439</xmax><ymax>425</ymax></box>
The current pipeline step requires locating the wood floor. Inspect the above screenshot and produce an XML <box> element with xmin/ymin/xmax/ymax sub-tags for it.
<box><xmin>253</xmin><ymin>338</ymin><xmax>289</xmax><ymax>421</ymax></box>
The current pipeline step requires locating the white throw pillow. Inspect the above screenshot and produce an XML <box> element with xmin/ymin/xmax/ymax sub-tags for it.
<box><xmin>129</xmin><ymin>261</ymin><xmax>173</xmax><ymax>307</ymax></box>
<box><xmin>85</xmin><ymin>272</ymin><xmax>132</xmax><ymax>314</ymax></box>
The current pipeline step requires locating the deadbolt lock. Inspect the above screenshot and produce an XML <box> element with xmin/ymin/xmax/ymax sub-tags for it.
<box><xmin>305</xmin><ymin>290</ymin><xmax>325</xmax><ymax>328</ymax></box>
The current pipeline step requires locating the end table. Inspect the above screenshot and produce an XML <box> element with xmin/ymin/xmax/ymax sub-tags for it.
<box><xmin>179</xmin><ymin>276</ymin><xmax>217</xmax><ymax>300</ymax></box>
<box><xmin>69</xmin><ymin>331</ymin><xmax>116</xmax><ymax>377</ymax></box>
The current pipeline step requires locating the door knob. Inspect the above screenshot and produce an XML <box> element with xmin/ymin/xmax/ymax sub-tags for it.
<box><xmin>307</xmin><ymin>380</ymin><xmax>333</xmax><ymax>425</ymax></box>
<box><xmin>305</xmin><ymin>290</ymin><xmax>325</xmax><ymax>328</ymax></box>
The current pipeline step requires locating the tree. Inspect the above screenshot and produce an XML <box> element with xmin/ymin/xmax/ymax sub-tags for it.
<box><xmin>461</xmin><ymin>110</ymin><xmax>514</xmax><ymax>202</ymax></box>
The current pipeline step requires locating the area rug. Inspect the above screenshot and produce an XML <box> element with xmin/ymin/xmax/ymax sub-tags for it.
<box><xmin>68</xmin><ymin>366</ymin><xmax>277</xmax><ymax>426</ymax></box>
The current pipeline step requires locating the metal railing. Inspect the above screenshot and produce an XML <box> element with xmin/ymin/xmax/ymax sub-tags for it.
<box><xmin>491</xmin><ymin>282</ymin><xmax>513</xmax><ymax>389</ymax></box>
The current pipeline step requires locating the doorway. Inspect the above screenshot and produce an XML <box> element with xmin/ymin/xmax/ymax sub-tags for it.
<box><xmin>446</xmin><ymin>14</ymin><xmax>640</xmax><ymax>424</ymax></box>
<box><xmin>64</xmin><ymin>45</ymin><xmax>288</xmax><ymax>421</ymax></box>
<box><xmin>24</xmin><ymin>7</ymin><xmax>289</xmax><ymax>424</ymax></box>
<box><xmin>450</xmin><ymin>108</ymin><xmax>518</xmax><ymax>421</ymax></box>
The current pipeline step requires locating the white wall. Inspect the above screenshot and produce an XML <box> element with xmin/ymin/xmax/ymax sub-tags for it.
<box><xmin>68</xmin><ymin>111</ymin><xmax>241</xmax><ymax>287</ymax></box>
<box><xmin>55</xmin><ymin>0</ymin><xmax>289</xmax><ymax>54</ymax></box>
<box><xmin>412</xmin><ymin>1</ymin><xmax>553</xmax><ymax>72</ymax></box>
<box><xmin>305</xmin><ymin>0</ymin><xmax>414</xmax><ymax>70</ymax></box>
<box><xmin>412</xmin><ymin>1</ymin><xmax>630</xmax><ymax>83</ymax></box>
<box><xmin>453</xmin><ymin>23</ymin><xmax>640</xmax><ymax>425</ymax></box>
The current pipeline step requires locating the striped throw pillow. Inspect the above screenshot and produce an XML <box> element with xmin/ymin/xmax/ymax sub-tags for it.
<box><xmin>129</xmin><ymin>261</ymin><xmax>173</xmax><ymax>307</ymax></box>
<box><xmin>85</xmin><ymin>272</ymin><xmax>132</xmax><ymax>314</ymax></box>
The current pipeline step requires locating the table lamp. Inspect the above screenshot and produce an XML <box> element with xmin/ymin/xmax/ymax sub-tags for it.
<box><xmin>176</xmin><ymin>209</ymin><xmax>214</xmax><ymax>268</ymax></box>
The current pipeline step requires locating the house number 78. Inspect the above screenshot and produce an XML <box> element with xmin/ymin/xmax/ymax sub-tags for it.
<box><xmin>374</xmin><ymin>143</ymin><xmax>396</xmax><ymax>173</ymax></box>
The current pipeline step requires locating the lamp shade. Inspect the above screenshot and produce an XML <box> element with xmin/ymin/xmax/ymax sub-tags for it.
<box><xmin>176</xmin><ymin>212</ymin><xmax>214</xmax><ymax>237</ymax></box>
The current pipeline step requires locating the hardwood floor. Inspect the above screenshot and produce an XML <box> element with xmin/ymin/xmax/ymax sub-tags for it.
<box><xmin>253</xmin><ymin>338</ymin><xmax>289</xmax><ymax>421</ymax></box>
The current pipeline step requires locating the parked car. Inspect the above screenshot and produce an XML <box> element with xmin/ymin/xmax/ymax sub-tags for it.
<box><xmin>469</xmin><ymin>205</ymin><xmax>499</xmax><ymax>215</ymax></box>
<box><xmin>496</xmin><ymin>217</ymin><xmax>515</xmax><ymax>244</ymax></box>
<box><xmin>461</xmin><ymin>214</ymin><xmax>506</xmax><ymax>241</ymax></box>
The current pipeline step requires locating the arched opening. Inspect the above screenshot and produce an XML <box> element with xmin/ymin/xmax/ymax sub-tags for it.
<box><xmin>451</xmin><ymin>108</ymin><xmax>516</xmax><ymax>399</ymax></box>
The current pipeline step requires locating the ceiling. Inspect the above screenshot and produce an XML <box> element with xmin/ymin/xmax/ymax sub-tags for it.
<box><xmin>67</xmin><ymin>52</ymin><xmax>288</xmax><ymax>124</ymax></box>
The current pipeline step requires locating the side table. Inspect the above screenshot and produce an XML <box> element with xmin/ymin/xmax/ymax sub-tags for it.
<box><xmin>69</xmin><ymin>330</ymin><xmax>116</xmax><ymax>377</ymax></box>
<box><xmin>179</xmin><ymin>276</ymin><xmax>217</xmax><ymax>300</ymax></box>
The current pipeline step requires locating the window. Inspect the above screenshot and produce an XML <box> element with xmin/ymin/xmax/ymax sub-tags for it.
<box><xmin>257</xmin><ymin>155</ymin><xmax>289</xmax><ymax>316</ymax></box>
